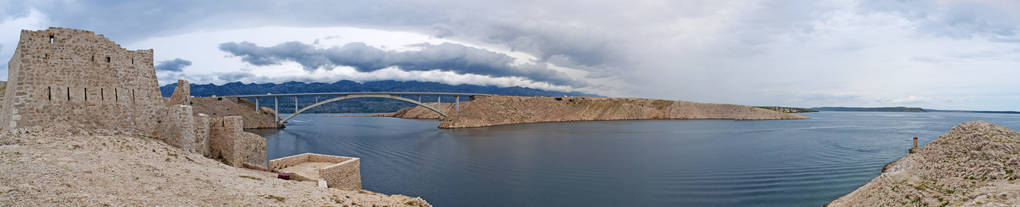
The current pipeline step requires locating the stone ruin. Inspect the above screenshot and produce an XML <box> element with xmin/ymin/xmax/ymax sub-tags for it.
<box><xmin>1</xmin><ymin>27</ymin><xmax>266</xmax><ymax>168</ymax></box>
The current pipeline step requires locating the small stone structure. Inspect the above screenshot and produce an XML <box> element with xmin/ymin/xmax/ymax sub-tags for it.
<box><xmin>208</xmin><ymin>116</ymin><xmax>266</xmax><ymax>168</ymax></box>
<box><xmin>269</xmin><ymin>153</ymin><xmax>362</xmax><ymax>190</ymax></box>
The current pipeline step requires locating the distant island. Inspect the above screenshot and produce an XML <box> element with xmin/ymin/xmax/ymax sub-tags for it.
<box><xmin>381</xmin><ymin>96</ymin><xmax>807</xmax><ymax>128</ymax></box>
<box><xmin>809</xmin><ymin>107</ymin><xmax>1020</xmax><ymax>114</ymax></box>
<box><xmin>755</xmin><ymin>106</ymin><xmax>819</xmax><ymax>113</ymax></box>
<box><xmin>811</xmin><ymin>107</ymin><xmax>926</xmax><ymax>112</ymax></box>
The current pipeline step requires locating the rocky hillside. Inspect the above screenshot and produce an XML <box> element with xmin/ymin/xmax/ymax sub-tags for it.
<box><xmin>385</xmin><ymin>96</ymin><xmax>806</xmax><ymax>128</ymax></box>
<box><xmin>828</xmin><ymin>121</ymin><xmax>1020</xmax><ymax>206</ymax></box>
<box><xmin>190</xmin><ymin>97</ymin><xmax>278</xmax><ymax>129</ymax></box>
<box><xmin>0</xmin><ymin>125</ymin><xmax>429</xmax><ymax>206</ymax></box>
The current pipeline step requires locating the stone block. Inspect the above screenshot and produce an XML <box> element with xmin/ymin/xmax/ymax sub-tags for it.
<box><xmin>158</xmin><ymin>105</ymin><xmax>195</xmax><ymax>151</ymax></box>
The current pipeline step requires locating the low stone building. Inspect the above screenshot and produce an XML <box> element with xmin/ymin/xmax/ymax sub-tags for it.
<box><xmin>269</xmin><ymin>153</ymin><xmax>362</xmax><ymax>190</ymax></box>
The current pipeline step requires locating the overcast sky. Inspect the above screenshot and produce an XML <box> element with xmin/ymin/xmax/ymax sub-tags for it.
<box><xmin>1</xmin><ymin>0</ymin><xmax>1019</xmax><ymax>110</ymax></box>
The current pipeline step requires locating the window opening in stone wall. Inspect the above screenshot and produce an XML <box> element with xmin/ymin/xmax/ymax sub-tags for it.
<box><xmin>106</xmin><ymin>57</ymin><xmax>111</xmax><ymax>63</ymax></box>
<box><xmin>44</xmin><ymin>54</ymin><xmax>48</xmax><ymax>59</ymax></box>
<box><xmin>132</xmin><ymin>89</ymin><xmax>135</xmax><ymax>103</ymax></box>
<box><xmin>47</xmin><ymin>87</ymin><xmax>51</xmax><ymax>101</ymax></box>
<box><xmin>49</xmin><ymin>35</ymin><xmax>54</xmax><ymax>44</ymax></box>
<box><xmin>131</xmin><ymin>58</ymin><xmax>134</xmax><ymax>64</ymax></box>
<box><xmin>66</xmin><ymin>87</ymin><xmax>70</xmax><ymax>100</ymax></box>
<box><xmin>115</xmin><ymin>88</ymin><xmax>118</xmax><ymax>102</ymax></box>
<box><xmin>91</xmin><ymin>55</ymin><xmax>95</xmax><ymax>62</ymax></box>
<box><xmin>101</xmin><ymin>88</ymin><xmax>104</xmax><ymax>100</ymax></box>
<box><xmin>84</xmin><ymin>88</ymin><xmax>88</xmax><ymax>101</ymax></box>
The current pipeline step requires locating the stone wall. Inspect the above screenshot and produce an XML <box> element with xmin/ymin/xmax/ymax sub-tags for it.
<box><xmin>268</xmin><ymin>153</ymin><xmax>362</xmax><ymax>190</ymax></box>
<box><xmin>312</xmin><ymin>154</ymin><xmax>362</xmax><ymax>190</ymax></box>
<box><xmin>167</xmin><ymin>79</ymin><xmax>190</xmax><ymax>106</ymax></box>
<box><xmin>238</xmin><ymin>131</ymin><xmax>266</xmax><ymax>168</ymax></box>
<box><xmin>208</xmin><ymin>116</ymin><xmax>266</xmax><ymax>168</ymax></box>
<box><xmin>193</xmin><ymin>113</ymin><xmax>210</xmax><ymax>156</ymax></box>
<box><xmin>0</xmin><ymin>27</ymin><xmax>164</xmax><ymax>136</ymax></box>
<box><xmin>158</xmin><ymin>105</ymin><xmax>196</xmax><ymax>151</ymax></box>
<box><xmin>209</xmin><ymin>116</ymin><xmax>243</xmax><ymax>166</ymax></box>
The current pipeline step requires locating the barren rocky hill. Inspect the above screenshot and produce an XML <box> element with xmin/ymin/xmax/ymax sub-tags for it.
<box><xmin>828</xmin><ymin>121</ymin><xmax>1020</xmax><ymax>206</ymax></box>
<box><xmin>190</xmin><ymin>97</ymin><xmax>278</xmax><ymax>129</ymax></box>
<box><xmin>385</xmin><ymin>96</ymin><xmax>806</xmax><ymax>128</ymax></box>
<box><xmin>0</xmin><ymin>126</ymin><xmax>429</xmax><ymax>206</ymax></box>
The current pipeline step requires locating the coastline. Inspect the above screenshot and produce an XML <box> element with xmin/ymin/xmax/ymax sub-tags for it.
<box><xmin>828</xmin><ymin>121</ymin><xmax>1020</xmax><ymax>206</ymax></box>
<box><xmin>374</xmin><ymin>95</ymin><xmax>807</xmax><ymax>128</ymax></box>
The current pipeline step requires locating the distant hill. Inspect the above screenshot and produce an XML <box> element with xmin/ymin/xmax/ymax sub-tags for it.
<box><xmin>810</xmin><ymin>106</ymin><xmax>1020</xmax><ymax>114</ymax></box>
<box><xmin>160</xmin><ymin>80</ymin><xmax>596</xmax><ymax>113</ymax></box>
<box><xmin>925</xmin><ymin>109</ymin><xmax>1020</xmax><ymax>114</ymax></box>
<box><xmin>810</xmin><ymin>107</ymin><xmax>926</xmax><ymax>112</ymax></box>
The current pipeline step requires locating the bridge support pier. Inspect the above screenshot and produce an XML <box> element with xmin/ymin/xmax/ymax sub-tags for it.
<box><xmin>274</xmin><ymin>97</ymin><xmax>279</xmax><ymax>126</ymax></box>
<box><xmin>437</xmin><ymin>96</ymin><xmax>442</xmax><ymax>114</ymax></box>
<box><xmin>255</xmin><ymin>98</ymin><xmax>259</xmax><ymax>112</ymax></box>
<box><xmin>456</xmin><ymin>96</ymin><xmax>460</xmax><ymax>112</ymax></box>
<box><xmin>294</xmin><ymin>96</ymin><xmax>298</xmax><ymax>114</ymax></box>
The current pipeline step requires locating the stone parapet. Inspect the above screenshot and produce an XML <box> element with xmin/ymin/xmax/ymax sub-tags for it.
<box><xmin>269</xmin><ymin>153</ymin><xmax>362</xmax><ymax>190</ymax></box>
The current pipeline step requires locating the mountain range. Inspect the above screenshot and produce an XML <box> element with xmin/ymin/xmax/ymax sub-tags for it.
<box><xmin>160</xmin><ymin>80</ymin><xmax>595</xmax><ymax>113</ymax></box>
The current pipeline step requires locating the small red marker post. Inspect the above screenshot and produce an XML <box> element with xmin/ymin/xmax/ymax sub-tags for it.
<box><xmin>913</xmin><ymin>137</ymin><xmax>918</xmax><ymax>148</ymax></box>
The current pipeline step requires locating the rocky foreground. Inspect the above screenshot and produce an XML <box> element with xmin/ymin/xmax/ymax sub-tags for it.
<box><xmin>386</xmin><ymin>96</ymin><xmax>806</xmax><ymax>128</ymax></box>
<box><xmin>0</xmin><ymin>126</ymin><xmax>429</xmax><ymax>206</ymax></box>
<box><xmin>829</xmin><ymin>121</ymin><xmax>1020</xmax><ymax>206</ymax></box>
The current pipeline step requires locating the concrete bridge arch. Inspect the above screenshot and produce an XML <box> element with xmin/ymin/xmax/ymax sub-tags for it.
<box><xmin>279</xmin><ymin>94</ymin><xmax>446</xmax><ymax>125</ymax></box>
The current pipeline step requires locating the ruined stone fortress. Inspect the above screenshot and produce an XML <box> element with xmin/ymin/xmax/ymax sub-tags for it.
<box><xmin>1</xmin><ymin>27</ymin><xmax>266</xmax><ymax>169</ymax></box>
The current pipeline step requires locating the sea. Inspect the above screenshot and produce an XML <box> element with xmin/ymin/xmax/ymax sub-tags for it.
<box><xmin>251</xmin><ymin>112</ymin><xmax>1020</xmax><ymax>206</ymax></box>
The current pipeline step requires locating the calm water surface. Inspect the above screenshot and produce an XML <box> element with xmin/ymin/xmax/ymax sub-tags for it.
<box><xmin>252</xmin><ymin>112</ymin><xmax>1020</xmax><ymax>206</ymax></box>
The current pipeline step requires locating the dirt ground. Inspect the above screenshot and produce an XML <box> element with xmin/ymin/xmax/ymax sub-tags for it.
<box><xmin>0</xmin><ymin>125</ymin><xmax>430</xmax><ymax>206</ymax></box>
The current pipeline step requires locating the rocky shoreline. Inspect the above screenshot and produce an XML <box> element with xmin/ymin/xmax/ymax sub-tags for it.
<box><xmin>828</xmin><ymin>121</ymin><xmax>1020</xmax><ymax>206</ymax></box>
<box><xmin>383</xmin><ymin>95</ymin><xmax>807</xmax><ymax>128</ymax></box>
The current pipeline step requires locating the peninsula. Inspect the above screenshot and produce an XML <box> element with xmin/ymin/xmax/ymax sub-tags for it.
<box><xmin>828</xmin><ymin>121</ymin><xmax>1020</xmax><ymax>206</ymax></box>
<box><xmin>384</xmin><ymin>95</ymin><xmax>807</xmax><ymax>128</ymax></box>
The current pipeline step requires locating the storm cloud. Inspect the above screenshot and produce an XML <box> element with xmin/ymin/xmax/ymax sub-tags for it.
<box><xmin>5</xmin><ymin>0</ymin><xmax>1020</xmax><ymax>110</ymax></box>
<box><xmin>154</xmin><ymin>58</ymin><xmax>192</xmax><ymax>72</ymax></box>
<box><xmin>218</xmin><ymin>41</ymin><xmax>582</xmax><ymax>86</ymax></box>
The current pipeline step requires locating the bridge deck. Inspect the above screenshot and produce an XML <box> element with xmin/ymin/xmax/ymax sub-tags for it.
<box><xmin>230</xmin><ymin>92</ymin><xmax>492</xmax><ymax>98</ymax></box>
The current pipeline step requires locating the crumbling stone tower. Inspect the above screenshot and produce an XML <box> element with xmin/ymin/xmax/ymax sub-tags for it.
<box><xmin>1</xmin><ymin>27</ymin><xmax>164</xmax><ymax>135</ymax></box>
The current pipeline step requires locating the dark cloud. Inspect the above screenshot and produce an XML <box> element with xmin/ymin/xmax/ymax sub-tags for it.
<box><xmin>858</xmin><ymin>0</ymin><xmax>1020</xmax><ymax>40</ymax></box>
<box><xmin>219</xmin><ymin>41</ymin><xmax>583</xmax><ymax>86</ymax></box>
<box><xmin>154</xmin><ymin>58</ymin><xmax>192</xmax><ymax>72</ymax></box>
<box><xmin>4</xmin><ymin>0</ymin><xmax>620</xmax><ymax>76</ymax></box>
<box><xmin>216</xmin><ymin>71</ymin><xmax>255</xmax><ymax>82</ymax></box>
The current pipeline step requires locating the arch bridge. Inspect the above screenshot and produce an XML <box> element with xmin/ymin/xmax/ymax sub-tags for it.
<box><xmin>230</xmin><ymin>92</ymin><xmax>490</xmax><ymax>127</ymax></box>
